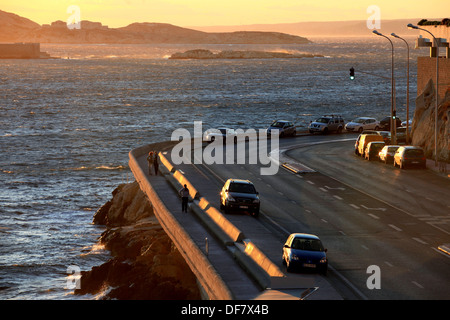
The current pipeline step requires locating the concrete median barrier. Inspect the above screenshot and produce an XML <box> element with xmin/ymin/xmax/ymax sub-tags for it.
<box><xmin>243</xmin><ymin>239</ymin><xmax>285</xmax><ymax>278</ymax></box>
<box><xmin>158</xmin><ymin>152</ymin><xmax>175</xmax><ymax>173</ymax></box>
<box><xmin>198</xmin><ymin>198</ymin><xmax>246</xmax><ymax>243</ymax></box>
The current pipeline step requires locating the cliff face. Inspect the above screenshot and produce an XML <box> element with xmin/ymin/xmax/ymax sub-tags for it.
<box><xmin>0</xmin><ymin>10</ymin><xmax>40</xmax><ymax>42</ymax></box>
<box><xmin>75</xmin><ymin>182</ymin><xmax>201</xmax><ymax>299</ymax></box>
<box><xmin>411</xmin><ymin>79</ymin><xmax>450</xmax><ymax>160</ymax></box>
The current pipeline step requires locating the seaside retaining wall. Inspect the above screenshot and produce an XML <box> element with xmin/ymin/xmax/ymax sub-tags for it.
<box><xmin>0</xmin><ymin>43</ymin><xmax>41</xmax><ymax>59</ymax></box>
<box><xmin>129</xmin><ymin>145</ymin><xmax>233</xmax><ymax>300</ymax></box>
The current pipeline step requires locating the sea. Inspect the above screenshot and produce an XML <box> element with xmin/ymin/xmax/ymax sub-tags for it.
<box><xmin>0</xmin><ymin>37</ymin><xmax>420</xmax><ymax>299</ymax></box>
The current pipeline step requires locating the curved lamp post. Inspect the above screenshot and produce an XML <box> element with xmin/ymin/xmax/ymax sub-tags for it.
<box><xmin>373</xmin><ymin>30</ymin><xmax>397</xmax><ymax>144</ymax></box>
<box><xmin>391</xmin><ymin>33</ymin><xmax>410</xmax><ymax>144</ymax></box>
<box><xmin>408</xmin><ymin>23</ymin><xmax>439</xmax><ymax>166</ymax></box>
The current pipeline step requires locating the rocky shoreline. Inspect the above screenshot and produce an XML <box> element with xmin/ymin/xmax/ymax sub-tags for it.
<box><xmin>169</xmin><ymin>49</ymin><xmax>324</xmax><ymax>59</ymax></box>
<box><xmin>74</xmin><ymin>181</ymin><xmax>201</xmax><ymax>299</ymax></box>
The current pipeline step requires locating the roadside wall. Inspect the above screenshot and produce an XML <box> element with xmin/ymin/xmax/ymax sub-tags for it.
<box><xmin>417</xmin><ymin>56</ymin><xmax>450</xmax><ymax>100</ymax></box>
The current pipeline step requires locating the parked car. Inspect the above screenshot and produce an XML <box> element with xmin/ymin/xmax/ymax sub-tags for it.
<box><xmin>220</xmin><ymin>179</ymin><xmax>260</xmax><ymax>217</ymax></box>
<box><xmin>364</xmin><ymin>141</ymin><xmax>385</xmax><ymax>161</ymax></box>
<box><xmin>267</xmin><ymin>120</ymin><xmax>296</xmax><ymax>137</ymax></box>
<box><xmin>401</xmin><ymin>119</ymin><xmax>412</xmax><ymax>127</ymax></box>
<box><xmin>357</xmin><ymin>134</ymin><xmax>384</xmax><ymax>156</ymax></box>
<box><xmin>380</xmin><ymin>116</ymin><xmax>402</xmax><ymax>131</ymax></box>
<box><xmin>396</xmin><ymin>126</ymin><xmax>412</xmax><ymax>143</ymax></box>
<box><xmin>282</xmin><ymin>233</ymin><xmax>328</xmax><ymax>275</ymax></box>
<box><xmin>309</xmin><ymin>115</ymin><xmax>344</xmax><ymax>134</ymax></box>
<box><xmin>204</xmin><ymin>127</ymin><xmax>237</xmax><ymax>143</ymax></box>
<box><xmin>393</xmin><ymin>146</ymin><xmax>426</xmax><ymax>169</ymax></box>
<box><xmin>345</xmin><ymin>117</ymin><xmax>380</xmax><ymax>133</ymax></box>
<box><xmin>378</xmin><ymin>145</ymin><xmax>400</xmax><ymax>163</ymax></box>
<box><xmin>377</xmin><ymin>131</ymin><xmax>391</xmax><ymax>144</ymax></box>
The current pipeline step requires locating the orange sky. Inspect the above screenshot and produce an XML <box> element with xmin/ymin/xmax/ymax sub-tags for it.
<box><xmin>1</xmin><ymin>0</ymin><xmax>448</xmax><ymax>28</ymax></box>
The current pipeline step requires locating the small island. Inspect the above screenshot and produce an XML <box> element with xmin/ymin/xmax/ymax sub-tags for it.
<box><xmin>169</xmin><ymin>49</ymin><xmax>324</xmax><ymax>60</ymax></box>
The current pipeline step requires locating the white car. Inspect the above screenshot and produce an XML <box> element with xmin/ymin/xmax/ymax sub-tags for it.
<box><xmin>204</xmin><ymin>127</ymin><xmax>237</xmax><ymax>143</ymax></box>
<box><xmin>345</xmin><ymin>117</ymin><xmax>380</xmax><ymax>133</ymax></box>
<box><xmin>401</xmin><ymin>119</ymin><xmax>412</xmax><ymax>127</ymax></box>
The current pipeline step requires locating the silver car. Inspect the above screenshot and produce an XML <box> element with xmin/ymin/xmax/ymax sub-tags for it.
<box><xmin>267</xmin><ymin>120</ymin><xmax>296</xmax><ymax>137</ymax></box>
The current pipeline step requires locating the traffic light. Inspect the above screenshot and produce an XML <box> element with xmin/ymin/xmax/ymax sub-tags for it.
<box><xmin>349</xmin><ymin>67</ymin><xmax>355</xmax><ymax>80</ymax></box>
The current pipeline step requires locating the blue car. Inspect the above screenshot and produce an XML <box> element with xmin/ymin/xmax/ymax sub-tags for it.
<box><xmin>282</xmin><ymin>233</ymin><xmax>328</xmax><ymax>275</ymax></box>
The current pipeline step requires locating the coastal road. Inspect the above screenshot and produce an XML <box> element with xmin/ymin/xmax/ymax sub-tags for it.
<box><xmin>171</xmin><ymin>133</ymin><xmax>450</xmax><ymax>299</ymax></box>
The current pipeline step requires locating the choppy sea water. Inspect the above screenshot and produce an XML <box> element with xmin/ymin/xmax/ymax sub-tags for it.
<box><xmin>0</xmin><ymin>38</ymin><xmax>420</xmax><ymax>299</ymax></box>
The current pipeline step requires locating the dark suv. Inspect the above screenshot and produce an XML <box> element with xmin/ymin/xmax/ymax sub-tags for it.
<box><xmin>220</xmin><ymin>179</ymin><xmax>260</xmax><ymax>217</ymax></box>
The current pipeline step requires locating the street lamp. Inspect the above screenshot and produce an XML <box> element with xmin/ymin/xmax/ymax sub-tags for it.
<box><xmin>391</xmin><ymin>33</ymin><xmax>410</xmax><ymax>144</ymax></box>
<box><xmin>373</xmin><ymin>30</ymin><xmax>397</xmax><ymax>144</ymax></box>
<box><xmin>408</xmin><ymin>23</ymin><xmax>439</xmax><ymax>166</ymax></box>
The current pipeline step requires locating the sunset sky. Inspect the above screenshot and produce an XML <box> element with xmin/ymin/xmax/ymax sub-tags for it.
<box><xmin>1</xmin><ymin>0</ymin><xmax>448</xmax><ymax>28</ymax></box>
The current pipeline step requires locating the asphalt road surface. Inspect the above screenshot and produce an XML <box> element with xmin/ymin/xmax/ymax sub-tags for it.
<box><xmin>173</xmin><ymin>133</ymin><xmax>450</xmax><ymax>299</ymax></box>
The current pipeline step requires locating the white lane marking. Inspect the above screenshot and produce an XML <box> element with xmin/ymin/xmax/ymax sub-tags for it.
<box><xmin>389</xmin><ymin>224</ymin><xmax>402</xmax><ymax>231</ymax></box>
<box><xmin>325</xmin><ymin>185</ymin><xmax>345</xmax><ymax>191</ymax></box>
<box><xmin>361</xmin><ymin>205</ymin><xmax>387</xmax><ymax>212</ymax></box>
<box><xmin>333</xmin><ymin>195</ymin><xmax>343</xmax><ymax>200</ymax></box>
<box><xmin>368</xmin><ymin>213</ymin><xmax>379</xmax><ymax>220</ymax></box>
<box><xmin>413</xmin><ymin>237</ymin><xmax>428</xmax><ymax>245</ymax></box>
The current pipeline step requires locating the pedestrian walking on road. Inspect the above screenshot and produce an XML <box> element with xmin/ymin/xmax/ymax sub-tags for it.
<box><xmin>179</xmin><ymin>184</ymin><xmax>189</xmax><ymax>213</ymax></box>
<box><xmin>153</xmin><ymin>151</ymin><xmax>159</xmax><ymax>175</ymax></box>
<box><xmin>147</xmin><ymin>151</ymin><xmax>154</xmax><ymax>175</ymax></box>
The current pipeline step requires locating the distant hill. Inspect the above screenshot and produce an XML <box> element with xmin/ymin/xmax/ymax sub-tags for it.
<box><xmin>0</xmin><ymin>10</ymin><xmax>40</xmax><ymax>42</ymax></box>
<box><xmin>0</xmin><ymin>10</ymin><xmax>310</xmax><ymax>44</ymax></box>
<box><xmin>190</xmin><ymin>19</ymin><xmax>424</xmax><ymax>37</ymax></box>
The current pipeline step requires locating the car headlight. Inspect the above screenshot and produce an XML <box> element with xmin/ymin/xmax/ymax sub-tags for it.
<box><xmin>319</xmin><ymin>257</ymin><xmax>327</xmax><ymax>263</ymax></box>
<box><xmin>226</xmin><ymin>194</ymin><xmax>235</xmax><ymax>202</ymax></box>
<box><xmin>290</xmin><ymin>254</ymin><xmax>299</xmax><ymax>261</ymax></box>
<box><xmin>252</xmin><ymin>199</ymin><xmax>260</xmax><ymax>203</ymax></box>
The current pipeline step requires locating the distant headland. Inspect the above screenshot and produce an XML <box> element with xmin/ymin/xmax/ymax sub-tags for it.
<box><xmin>169</xmin><ymin>49</ymin><xmax>324</xmax><ymax>59</ymax></box>
<box><xmin>0</xmin><ymin>10</ymin><xmax>310</xmax><ymax>45</ymax></box>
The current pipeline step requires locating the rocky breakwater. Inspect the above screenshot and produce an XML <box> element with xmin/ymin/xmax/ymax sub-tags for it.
<box><xmin>74</xmin><ymin>181</ymin><xmax>201</xmax><ymax>299</ymax></box>
<box><xmin>411</xmin><ymin>79</ymin><xmax>450</xmax><ymax>161</ymax></box>
<box><xmin>169</xmin><ymin>49</ymin><xmax>323</xmax><ymax>59</ymax></box>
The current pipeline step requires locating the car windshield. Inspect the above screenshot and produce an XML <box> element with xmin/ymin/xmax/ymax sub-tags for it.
<box><xmin>388</xmin><ymin>146</ymin><xmax>399</xmax><ymax>152</ymax></box>
<box><xmin>405</xmin><ymin>149</ymin><xmax>424</xmax><ymax>157</ymax></box>
<box><xmin>229</xmin><ymin>183</ymin><xmax>256</xmax><ymax>194</ymax></box>
<box><xmin>271</xmin><ymin>122</ymin><xmax>285</xmax><ymax>128</ymax></box>
<box><xmin>291</xmin><ymin>238</ymin><xmax>325</xmax><ymax>252</ymax></box>
<box><xmin>354</xmin><ymin>118</ymin><xmax>366</xmax><ymax>123</ymax></box>
<box><xmin>315</xmin><ymin>118</ymin><xmax>330</xmax><ymax>123</ymax></box>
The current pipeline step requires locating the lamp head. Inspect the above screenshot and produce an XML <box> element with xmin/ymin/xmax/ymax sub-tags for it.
<box><xmin>391</xmin><ymin>33</ymin><xmax>400</xmax><ymax>38</ymax></box>
<box><xmin>407</xmin><ymin>23</ymin><xmax>418</xmax><ymax>30</ymax></box>
<box><xmin>372</xmin><ymin>30</ymin><xmax>382</xmax><ymax>36</ymax></box>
